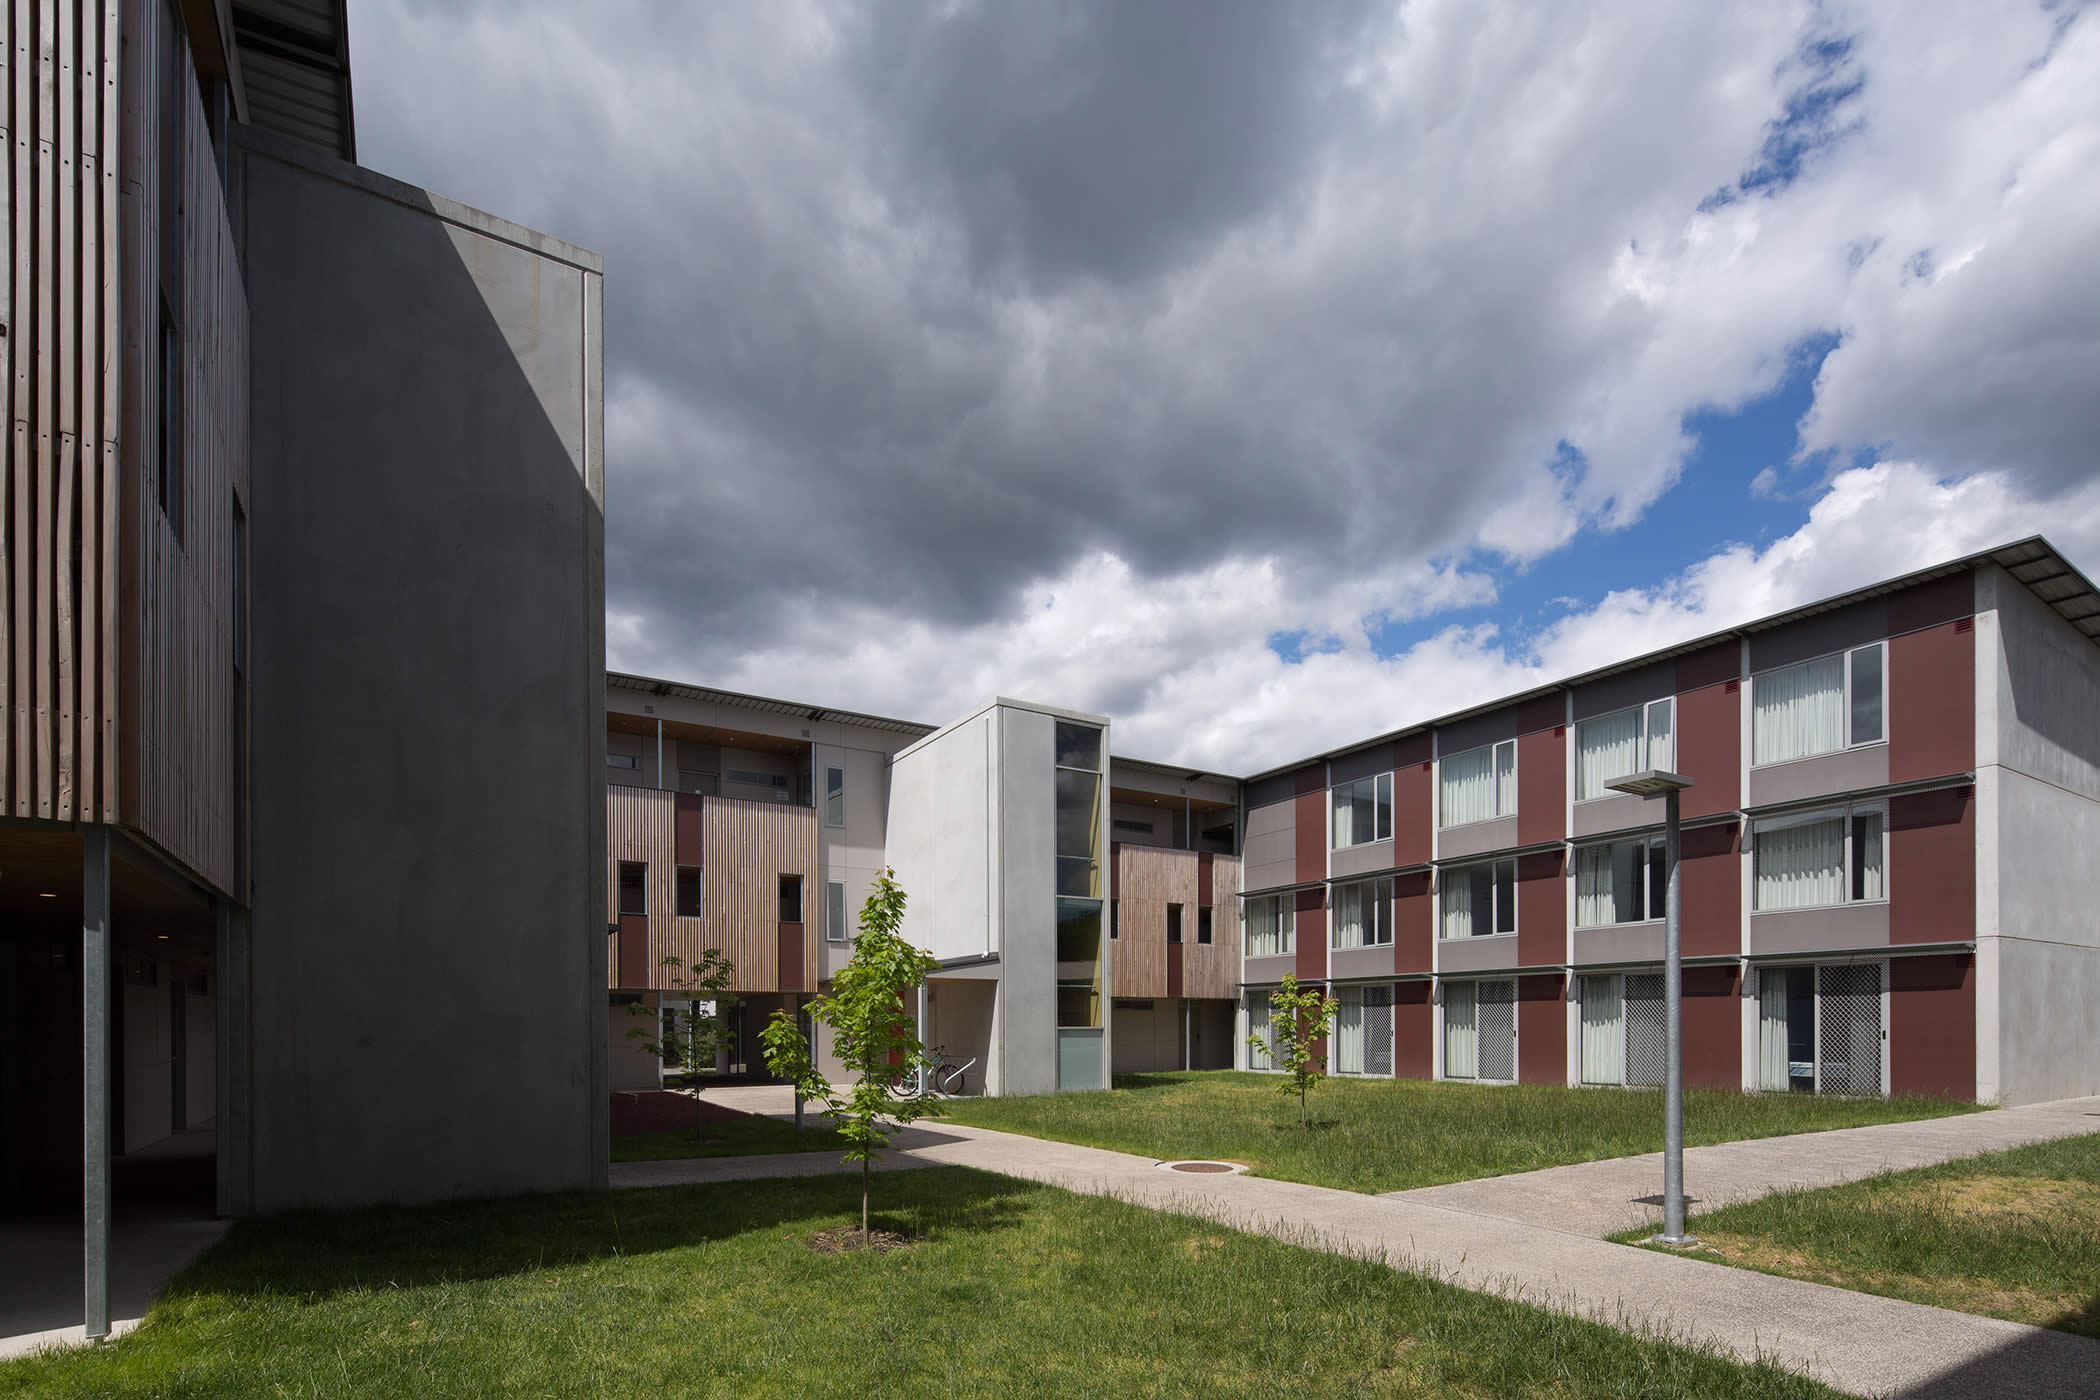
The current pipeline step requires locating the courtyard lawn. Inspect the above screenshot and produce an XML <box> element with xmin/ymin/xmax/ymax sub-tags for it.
<box><xmin>1617</xmin><ymin>1131</ymin><xmax>2100</xmax><ymax>1337</ymax></box>
<box><xmin>937</xmin><ymin>1071</ymin><xmax>1980</xmax><ymax>1194</ymax></box>
<box><xmin>611</xmin><ymin>1114</ymin><xmax>849</xmax><ymax>1162</ymax></box>
<box><xmin>0</xmin><ymin>1169</ymin><xmax>1837</xmax><ymax>1400</ymax></box>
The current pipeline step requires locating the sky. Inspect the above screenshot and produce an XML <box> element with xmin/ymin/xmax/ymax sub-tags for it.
<box><xmin>350</xmin><ymin>1</ymin><xmax>2100</xmax><ymax>773</ymax></box>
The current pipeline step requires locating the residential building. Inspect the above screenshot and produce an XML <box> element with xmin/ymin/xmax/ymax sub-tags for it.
<box><xmin>5</xmin><ymin>0</ymin><xmax>605</xmax><ymax>1343</ymax></box>
<box><xmin>611</xmin><ymin>539</ymin><xmax>2100</xmax><ymax>1109</ymax></box>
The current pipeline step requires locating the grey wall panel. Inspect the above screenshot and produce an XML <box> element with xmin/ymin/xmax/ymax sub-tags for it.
<box><xmin>1748</xmin><ymin>905</ymin><xmax>1890</xmax><ymax>957</ymax></box>
<box><xmin>1572</xmin><ymin>793</ymin><xmax>1658</xmax><ymax>838</ymax></box>
<box><xmin>1996</xmin><ymin>936</ymin><xmax>2100</xmax><ymax>1106</ymax></box>
<box><xmin>1245</xmin><ymin>772</ymin><xmax>1298</xmax><ymax>809</ymax></box>
<box><xmin>1746</xmin><ymin>745</ymin><xmax>1889</xmax><ymax>808</ymax></box>
<box><xmin>1242</xmin><ymin>954</ymin><xmax>1297</xmax><ymax>987</ymax></box>
<box><xmin>1572</xmin><ymin>661</ymin><xmax>1677</xmax><ymax>722</ymax></box>
<box><xmin>1243</xmin><ymin>799</ymin><xmax>1296</xmax><ymax>891</ymax></box>
<box><xmin>999</xmin><ymin>707</ymin><xmax>1061</xmax><ymax>1096</ymax></box>
<box><xmin>1330</xmin><ymin>946</ymin><xmax>1396</xmax><ymax>981</ymax></box>
<box><xmin>1330</xmin><ymin>839</ymin><xmax>1394</xmax><ymax>879</ymax></box>
<box><xmin>1748</xmin><ymin>599</ymin><xmax>1887</xmax><ymax>672</ymax></box>
<box><xmin>1437</xmin><ymin>707</ymin><xmax>1520</xmax><ymax>757</ymax></box>
<box><xmin>1437</xmin><ymin>933</ymin><xmax>1524</xmax><ymax>975</ymax></box>
<box><xmin>1571</xmin><ymin>924</ymin><xmax>1665</xmax><ymax>966</ymax></box>
<box><xmin>1437</xmin><ymin>815</ymin><xmax>1520</xmax><ymax>862</ymax></box>
<box><xmin>1329</xmin><ymin>742</ymin><xmax>1395</xmax><ymax>786</ymax></box>
<box><xmin>1986</xmin><ymin>565</ymin><xmax>2100</xmax><ymax>804</ymax></box>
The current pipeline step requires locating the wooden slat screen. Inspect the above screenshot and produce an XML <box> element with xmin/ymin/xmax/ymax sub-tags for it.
<box><xmin>1185</xmin><ymin>852</ymin><xmax>1241</xmax><ymax>999</ymax></box>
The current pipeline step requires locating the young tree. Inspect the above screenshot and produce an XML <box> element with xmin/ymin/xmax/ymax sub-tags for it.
<box><xmin>1249</xmin><ymin>974</ymin><xmax>1340</xmax><ymax>1127</ymax></box>
<box><xmin>625</xmin><ymin>949</ymin><xmax>738</xmax><ymax>1138</ymax></box>
<box><xmin>761</xmin><ymin>868</ymin><xmax>940</xmax><ymax>1242</ymax></box>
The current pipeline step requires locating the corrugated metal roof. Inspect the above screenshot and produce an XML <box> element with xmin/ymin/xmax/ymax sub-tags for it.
<box><xmin>231</xmin><ymin>0</ymin><xmax>354</xmax><ymax>162</ymax></box>
<box><xmin>1109</xmin><ymin>754</ymin><xmax>1242</xmax><ymax>784</ymax></box>
<box><xmin>605</xmin><ymin>671</ymin><xmax>939</xmax><ymax>738</ymax></box>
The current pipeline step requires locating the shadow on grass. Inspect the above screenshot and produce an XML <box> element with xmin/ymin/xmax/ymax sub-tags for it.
<box><xmin>164</xmin><ymin>1167</ymin><xmax>1035</xmax><ymax>1306</ymax></box>
<box><xmin>2044</xmin><ymin>1290</ymin><xmax>2100</xmax><ymax>1341</ymax></box>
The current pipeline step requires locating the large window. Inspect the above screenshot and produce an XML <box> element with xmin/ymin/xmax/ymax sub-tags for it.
<box><xmin>1333</xmin><ymin>984</ymin><xmax>1394</xmax><ymax>1076</ymax></box>
<box><xmin>1758</xmin><ymin>963</ymin><xmax>1885</xmax><ymax>1095</ymax></box>
<box><xmin>825</xmin><ymin>880</ymin><xmax>848</xmax><ymax>942</ymax></box>
<box><xmin>1248</xmin><ymin>993</ymin><xmax>1274</xmax><ymax>1071</ymax></box>
<box><xmin>1440</xmin><ymin>859</ymin><xmax>1515</xmax><ymax>939</ymax></box>
<box><xmin>1580</xmin><ymin>973</ymin><xmax>1667</xmax><ymax>1088</ymax></box>
<box><xmin>1331</xmin><ymin>878</ymin><xmax>1392</xmax><ymax>949</ymax></box>
<box><xmin>1055</xmin><ymin>898</ymin><xmax>1104</xmax><ymax>1028</ymax></box>
<box><xmin>1440</xmin><ymin>740</ymin><xmax>1515</xmax><ymax>827</ymax></box>
<box><xmin>823</xmin><ymin>766</ymin><xmax>845</xmax><ymax>827</ymax></box>
<box><xmin>1331</xmin><ymin>773</ymin><xmax>1392</xmax><ymax>848</ymax></box>
<box><xmin>1575</xmin><ymin>698</ymin><xmax>1675</xmax><ymax>800</ymax></box>
<box><xmin>1054</xmin><ymin>722</ymin><xmax>1104</xmax><ymax>898</ymax></box>
<box><xmin>1752</xmin><ymin>643</ymin><xmax>1884</xmax><ymax>766</ymax></box>
<box><xmin>1245</xmin><ymin>894</ymin><xmax>1294</xmax><ymax>958</ymax></box>
<box><xmin>1442</xmin><ymin>979</ymin><xmax>1515</xmax><ymax>1081</ymax></box>
<box><xmin>1752</xmin><ymin>803</ymin><xmax>1885</xmax><ymax>911</ymax></box>
<box><xmin>1573</xmin><ymin>836</ymin><xmax>1668</xmax><ymax>927</ymax></box>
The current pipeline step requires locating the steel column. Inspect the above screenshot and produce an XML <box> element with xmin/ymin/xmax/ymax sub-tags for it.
<box><xmin>1660</xmin><ymin>789</ymin><xmax>1691</xmax><ymax>1243</ymax></box>
<box><xmin>82</xmin><ymin>826</ymin><xmax>113</xmax><ymax>1339</ymax></box>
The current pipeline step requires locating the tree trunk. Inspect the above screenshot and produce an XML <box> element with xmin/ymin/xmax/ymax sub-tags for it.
<box><xmin>861</xmin><ymin>1155</ymin><xmax>871</xmax><ymax>1239</ymax></box>
<box><xmin>1299</xmin><ymin>1080</ymin><xmax>1308</xmax><ymax>1127</ymax></box>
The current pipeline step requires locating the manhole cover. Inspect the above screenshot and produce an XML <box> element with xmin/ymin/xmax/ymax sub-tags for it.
<box><xmin>1157</xmin><ymin>1159</ymin><xmax>1249</xmax><ymax>1175</ymax></box>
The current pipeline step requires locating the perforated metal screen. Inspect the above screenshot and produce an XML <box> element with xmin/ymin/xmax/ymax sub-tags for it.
<box><xmin>1478</xmin><ymin>979</ymin><xmax>1516</xmax><ymax>1082</ymax></box>
<box><xmin>1364</xmin><ymin>985</ymin><xmax>1394</xmax><ymax>1077</ymax></box>
<box><xmin>1817</xmin><ymin>963</ymin><xmax>1883</xmax><ymax>1096</ymax></box>
<box><xmin>1624</xmin><ymin>973</ymin><xmax>1667</xmax><ymax>1088</ymax></box>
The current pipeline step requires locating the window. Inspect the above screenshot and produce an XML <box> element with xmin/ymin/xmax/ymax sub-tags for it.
<box><xmin>1758</xmin><ymin>963</ymin><xmax>1885</xmax><ymax>1095</ymax></box>
<box><xmin>157</xmin><ymin>299</ymin><xmax>183</xmax><ymax>543</ymax></box>
<box><xmin>778</xmin><ymin>874</ymin><xmax>804</xmax><ymax>923</ymax></box>
<box><xmin>1055</xmin><ymin>898</ymin><xmax>1104</xmax><ymax>1028</ymax></box>
<box><xmin>1573</xmin><ymin>836</ymin><xmax>1668</xmax><ymax>927</ymax></box>
<box><xmin>1248</xmin><ymin>993</ymin><xmax>1274</xmax><ymax>1071</ymax></box>
<box><xmin>824</xmin><ymin>766</ymin><xmax>844</xmax><ymax>827</ymax></box>
<box><xmin>1245</xmin><ymin>894</ymin><xmax>1294</xmax><ymax>958</ymax></box>
<box><xmin>1443</xmin><ymin>979</ymin><xmax>1515</xmax><ymax>1081</ymax></box>
<box><xmin>617</xmin><ymin>862</ymin><xmax>646</xmax><ymax>916</ymax></box>
<box><xmin>1055</xmin><ymin>727</ymin><xmax>1103</xmax><ymax>898</ymax></box>
<box><xmin>1439</xmin><ymin>860</ymin><xmax>1515</xmax><ymax>939</ymax></box>
<box><xmin>1580</xmin><ymin>973</ymin><xmax>1667</xmax><ymax>1087</ymax></box>
<box><xmin>1112</xmin><ymin>818</ymin><xmax>1154</xmax><ymax>835</ymax></box>
<box><xmin>826</xmin><ymin>880</ymin><xmax>848</xmax><ymax>942</ymax></box>
<box><xmin>1197</xmin><ymin>907</ymin><xmax>1213</xmax><ymax>945</ymax></box>
<box><xmin>1752</xmin><ymin>643</ymin><xmax>1884</xmax><ymax>766</ymax></box>
<box><xmin>1331</xmin><ymin>773</ymin><xmax>1393</xmax><ymax>847</ymax></box>
<box><xmin>1440</xmin><ymin>740</ymin><xmax>1515</xmax><ymax>827</ymax></box>
<box><xmin>1332</xmin><ymin>878</ymin><xmax>1392</xmax><ymax>948</ymax></box>
<box><xmin>727</xmin><ymin>769</ymin><xmax>788</xmax><ymax>791</ymax></box>
<box><xmin>1167</xmin><ymin>904</ymin><xmax>1183</xmax><ymax>944</ymax></box>
<box><xmin>676</xmin><ymin>866</ymin><xmax>703</xmax><ymax>918</ymax></box>
<box><xmin>1109</xmin><ymin>898</ymin><xmax>1119</xmax><ymax>940</ymax></box>
<box><xmin>1055</xmin><ymin>721</ymin><xmax>1103</xmax><ymax>771</ymax></box>
<box><xmin>607</xmin><ymin>753</ymin><xmax>639</xmax><ymax>771</ymax></box>
<box><xmin>1752</xmin><ymin>803</ymin><xmax>1885</xmax><ymax>911</ymax></box>
<box><xmin>1333</xmin><ymin>985</ymin><xmax>1393</xmax><ymax>1076</ymax></box>
<box><xmin>1575</xmin><ymin>698</ymin><xmax>1675</xmax><ymax>800</ymax></box>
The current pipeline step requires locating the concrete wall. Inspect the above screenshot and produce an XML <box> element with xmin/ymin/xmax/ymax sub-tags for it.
<box><xmin>998</xmin><ymin>707</ymin><xmax>1061</xmax><ymax>1096</ymax></box>
<box><xmin>233</xmin><ymin>128</ymin><xmax>607</xmax><ymax>1209</ymax></box>
<box><xmin>608</xmin><ymin>1002</ymin><xmax>664</xmax><ymax>1092</ymax></box>
<box><xmin>818</xmin><ymin>740</ymin><xmax>893</xmax><ymax>977</ymax></box>
<box><xmin>886</xmin><ymin>708</ymin><xmax>999</xmax><ymax>964</ymax></box>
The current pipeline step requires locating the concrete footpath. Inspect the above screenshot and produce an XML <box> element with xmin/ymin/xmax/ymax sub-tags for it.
<box><xmin>615</xmin><ymin>1093</ymin><xmax>2100</xmax><ymax>1399</ymax></box>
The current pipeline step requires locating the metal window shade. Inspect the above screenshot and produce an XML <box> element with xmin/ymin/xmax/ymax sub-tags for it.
<box><xmin>1478</xmin><ymin>980</ymin><xmax>1516</xmax><ymax>1082</ymax></box>
<box><xmin>1364</xmin><ymin>986</ymin><xmax>1394</xmax><ymax>1077</ymax></box>
<box><xmin>1817</xmin><ymin>964</ymin><xmax>1883</xmax><ymax>1096</ymax></box>
<box><xmin>1624</xmin><ymin>973</ymin><xmax>1667</xmax><ymax>1087</ymax></box>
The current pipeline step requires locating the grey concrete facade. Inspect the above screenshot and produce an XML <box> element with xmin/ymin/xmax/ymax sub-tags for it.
<box><xmin>233</xmin><ymin>128</ymin><xmax>607</xmax><ymax>1209</ymax></box>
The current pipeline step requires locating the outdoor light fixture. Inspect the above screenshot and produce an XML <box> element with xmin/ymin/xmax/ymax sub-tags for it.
<box><xmin>1603</xmin><ymin>769</ymin><xmax>1696</xmax><ymax>1246</ymax></box>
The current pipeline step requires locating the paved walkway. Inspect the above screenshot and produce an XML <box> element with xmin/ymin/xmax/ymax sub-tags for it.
<box><xmin>618</xmin><ymin>1096</ymin><xmax>2100</xmax><ymax>1398</ymax></box>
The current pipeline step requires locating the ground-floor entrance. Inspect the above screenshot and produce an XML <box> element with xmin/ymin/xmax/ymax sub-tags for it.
<box><xmin>1110</xmin><ymin>997</ymin><xmax>1234</xmax><ymax>1074</ymax></box>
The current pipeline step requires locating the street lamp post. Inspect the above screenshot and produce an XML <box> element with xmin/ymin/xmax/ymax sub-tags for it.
<box><xmin>1605</xmin><ymin>769</ymin><xmax>1696</xmax><ymax>1245</ymax></box>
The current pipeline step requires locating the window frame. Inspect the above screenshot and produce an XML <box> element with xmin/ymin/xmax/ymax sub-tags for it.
<box><xmin>1437</xmin><ymin>739</ymin><xmax>1517</xmax><ymax>828</ymax></box>
<box><xmin>823</xmin><ymin>766</ymin><xmax>845</xmax><ymax>828</ymax></box>
<box><xmin>1573</xmin><ymin>697</ymin><xmax>1676</xmax><ymax>803</ymax></box>
<box><xmin>1330</xmin><ymin>771</ymin><xmax>1393</xmax><ymax>849</ymax></box>
<box><xmin>1244</xmin><ymin>893</ymin><xmax>1295</xmax><ymax>958</ymax></box>
<box><xmin>1750</xmin><ymin>799</ymin><xmax>1889</xmax><ymax>912</ymax></box>
<box><xmin>825</xmin><ymin>879</ymin><xmax>848</xmax><ymax>943</ymax></box>
<box><xmin>1438</xmin><ymin>858</ymin><xmax>1517</xmax><ymax>940</ymax></box>
<box><xmin>1197</xmin><ymin>906</ymin><xmax>1213</xmax><ymax>945</ymax></box>
<box><xmin>1749</xmin><ymin>642</ymin><xmax>1888</xmax><ymax>769</ymax></box>
<box><xmin>616</xmin><ymin>861</ymin><xmax>646</xmax><ymax>917</ymax></box>
<box><xmin>1572</xmin><ymin>834</ymin><xmax>1668</xmax><ymax>929</ymax></box>
<box><xmin>675</xmin><ymin>865</ymin><xmax>704</xmax><ymax>919</ymax></box>
<box><xmin>1167</xmin><ymin>903</ymin><xmax>1183</xmax><ymax>945</ymax></box>
<box><xmin>1330</xmin><ymin>877</ymin><xmax>1394</xmax><ymax>949</ymax></box>
<box><xmin>778</xmin><ymin>873</ymin><xmax>804</xmax><ymax>924</ymax></box>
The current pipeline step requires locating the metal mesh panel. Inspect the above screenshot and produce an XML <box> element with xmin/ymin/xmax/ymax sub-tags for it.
<box><xmin>1624</xmin><ymin>973</ymin><xmax>1667</xmax><ymax>1088</ymax></box>
<box><xmin>1364</xmin><ymin>985</ymin><xmax>1394</xmax><ymax>1077</ymax></box>
<box><xmin>1817</xmin><ymin>963</ymin><xmax>1883</xmax><ymax>1096</ymax></box>
<box><xmin>1477</xmin><ymin>980</ymin><xmax>1516</xmax><ymax>1082</ymax></box>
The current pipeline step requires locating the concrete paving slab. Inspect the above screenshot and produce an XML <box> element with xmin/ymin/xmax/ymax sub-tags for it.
<box><xmin>0</xmin><ymin>1213</ymin><xmax>230</xmax><ymax>1361</ymax></box>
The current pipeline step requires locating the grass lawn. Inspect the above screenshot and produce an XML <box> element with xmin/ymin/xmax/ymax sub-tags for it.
<box><xmin>1615</xmin><ymin>1131</ymin><xmax>2100</xmax><ymax>1337</ymax></box>
<box><xmin>938</xmin><ymin>1071</ymin><xmax>1980</xmax><ymax>1193</ymax></box>
<box><xmin>0</xmin><ymin>1168</ymin><xmax>1838</xmax><ymax>1399</ymax></box>
<box><xmin>612</xmin><ymin>1113</ymin><xmax>850</xmax><ymax>1162</ymax></box>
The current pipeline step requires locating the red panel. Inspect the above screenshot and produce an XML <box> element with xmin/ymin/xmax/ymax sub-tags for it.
<box><xmin>777</xmin><ymin>924</ymin><xmax>805</xmax><ymax>994</ymax></box>
<box><xmin>1516</xmin><ymin>726</ymin><xmax>1565</xmax><ymax>846</ymax></box>
<box><xmin>675</xmin><ymin>793</ymin><xmax>703</xmax><ymax>865</ymax></box>
<box><xmin>1295</xmin><ymin>789</ymin><xmax>1325</xmax><ymax>882</ymax></box>
<box><xmin>1515</xmin><ymin>851</ymin><xmax>1564</xmax><ymax>966</ymax></box>
<box><xmin>1676</xmin><ymin>680</ymin><xmax>1740</xmax><ymax>821</ymax></box>
<box><xmin>1680</xmin><ymin>966</ymin><xmax>1740</xmax><ymax>1090</ymax></box>
<box><xmin>1393</xmin><ymin>871</ymin><xmax>1433</xmax><ymax>974</ymax></box>
<box><xmin>1197</xmin><ymin>851</ymin><xmax>1214</xmax><ymax>905</ymax></box>
<box><xmin>1890</xmin><ymin>787</ymin><xmax>1975</xmax><ymax>944</ymax></box>
<box><xmin>1517</xmin><ymin>974</ymin><xmax>1565</xmax><ymax>1084</ymax></box>
<box><xmin>1517</xmin><ymin>693</ymin><xmax>1565</xmax><ymax>735</ymax></box>
<box><xmin>1393</xmin><ymin>982</ymin><xmax>1434</xmax><ymax>1080</ymax></box>
<box><xmin>618</xmin><ymin>912</ymin><xmax>650</xmax><ymax>988</ymax></box>
<box><xmin>1891</xmin><ymin>621</ymin><xmax>1974</xmax><ymax>783</ymax></box>
<box><xmin>1111</xmin><ymin>842</ymin><xmax>1122</xmax><ymax>897</ymax></box>
<box><xmin>1294</xmin><ymin>887</ymin><xmax>1326</xmax><ymax>980</ymax></box>
<box><xmin>1891</xmin><ymin>955</ymin><xmax>1975</xmax><ymax>1099</ymax></box>
<box><xmin>1679</xmin><ymin>822</ymin><xmax>1741</xmax><ymax>959</ymax></box>
<box><xmin>1676</xmin><ymin>640</ymin><xmax>1741</xmax><ymax>692</ymax></box>
<box><xmin>1393</xmin><ymin>758</ymin><xmax>1433</xmax><ymax>866</ymax></box>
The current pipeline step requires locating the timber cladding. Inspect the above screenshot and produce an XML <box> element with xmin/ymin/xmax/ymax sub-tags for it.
<box><xmin>1111</xmin><ymin>845</ymin><xmax>1241</xmax><ymax>1000</ymax></box>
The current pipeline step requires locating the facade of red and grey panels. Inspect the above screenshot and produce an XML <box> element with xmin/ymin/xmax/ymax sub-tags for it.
<box><xmin>606</xmin><ymin>545</ymin><xmax>2099</xmax><ymax>1109</ymax></box>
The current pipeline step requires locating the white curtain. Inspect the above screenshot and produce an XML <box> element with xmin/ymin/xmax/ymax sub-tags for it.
<box><xmin>1574</xmin><ymin>846</ymin><xmax>1613</xmax><ymax>927</ymax></box>
<box><xmin>1333</xmin><ymin>884</ymin><xmax>1365</xmax><ymax>949</ymax></box>
<box><xmin>1753</xmin><ymin>654</ymin><xmax>1845</xmax><ymax>765</ymax></box>
<box><xmin>1581</xmin><ymin>976</ymin><xmax>1623</xmax><ymax>1085</ymax></box>
<box><xmin>1335</xmin><ymin>987</ymin><xmax>1364</xmax><ymax>1074</ymax></box>
<box><xmin>1443</xmin><ymin>982</ymin><xmax>1478</xmax><ymax>1079</ymax></box>
<box><xmin>1440</xmin><ymin>746</ymin><xmax>1496</xmax><ymax>826</ymax></box>
<box><xmin>1440</xmin><ymin>869</ymin><xmax>1475</xmax><ymax>940</ymax></box>
<box><xmin>1645</xmin><ymin>699</ymin><xmax>1674</xmax><ymax>773</ymax></box>
<box><xmin>1494</xmin><ymin>741</ymin><xmax>1516</xmax><ymax>816</ymax></box>
<box><xmin>1855</xmin><ymin>810</ymin><xmax>1885</xmax><ymax>900</ymax></box>
<box><xmin>1755</xmin><ymin>816</ymin><xmax>1845</xmax><ymax>910</ymax></box>
<box><xmin>1248</xmin><ymin>996</ymin><xmax>1273</xmax><ymax>1070</ymax></box>
<box><xmin>1248</xmin><ymin>898</ymin><xmax>1289</xmax><ymax>957</ymax></box>
<box><xmin>1576</xmin><ymin>709</ymin><xmax>1642</xmax><ymax>800</ymax></box>
<box><xmin>1758</xmin><ymin>971</ymin><xmax>1790</xmax><ymax>1090</ymax></box>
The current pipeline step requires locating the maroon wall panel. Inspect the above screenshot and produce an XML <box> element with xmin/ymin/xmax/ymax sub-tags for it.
<box><xmin>675</xmin><ymin>793</ymin><xmax>703</xmax><ymax>865</ymax></box>
<box><xmin>1518</xmin><ymin>974</ymin><xmax>1565</xmax><ymax>1085</ymax></box>
<box><xmin>1890</xmin><ymin>787</ymin><xmax>1975</xmax><ymax>944</ymax></box>
<box><xmin>1517</xmin><ymin>693</ymin><xmax>1565</xmax><ymax>736</ymax></box>
<box><xmin>618</xmin><ymin>912</ymin><xmax>650</xmax><ymax>988</ymax></box>
<box><xmin>1166</xmin><ymin>943</ymin><xmax>1184</xmax><ymax>998</ymax></box>
<box><xmin>1891</xmin><ymin>621</ymin><xmax>1974</xmax><ymax>783</ymax></box>
<box><xmin>1680</xmin><ymin>822</ymin><xmax>1741</xmax><ymax>958</ymax></box>
<box><xmin>1295</xmin><ymin>887</ymin><xmax>1326</xmax><ymax>980</ymax></box>
<box><xmin>1110</xmin><ymin>843</ymin><xmax>1122</xmax><ymax>897</ymax></box>
<box><xmin>1891</xmin><ymin>955</ymin><xmax>1976</xmax><ymax>1099</ymax></box>
<box><xmin>1676</xmin><ymin>680</ymin><xmax>1741</xmax><ymax>820</ymax></box>
<box><xmin>1295</xmin><ymin>789</ymin><xmax>1326</xmax><ymax>882</ymax></box>
<box><xmin>1677</xmin><ymin>640</ymin><xmax>1741</xmax><ymax>692</ymax></box>
<box><xmin>1197</xmin><ymin>851</ymin><xmax>1214</xmax><ymax>905</ymax></box>
<box><xmin>777</xmin><ymin>924</ymin><xmax>806</xmax><ymax>993</ymax></box>
<box><xmin>1681</xmin><ymin>966</ymin><xmax>1740</xmax><ymax>1090</ymax></box>
<box><xmin>1394</xmin><ymin>982</ymin><xmax>1434</xmax><ymax>1080</ymax></box>
<box><xmin>1517</xmin><ymin>725</ymin><xmax>1566</xmax><ymax>846</ymax></box>
<box><xmin>1393</xmin><ymin>872</ymin><xmax>1434</xmax><ymax>974</ymax></box>
<box><xmin>1886</xmin><ymin>572</ymin><xmax>1974</xmax><ymax>636</ymax></box>
<box><xmin>1516</xmin><ymin>851</ymin><xmax>1565</xmax><ymax>967</ymax></box>
<box><xmin>1393</xmin><ymin>755</ymin><xmax>1434</xmax><ymax>866</ymax></box>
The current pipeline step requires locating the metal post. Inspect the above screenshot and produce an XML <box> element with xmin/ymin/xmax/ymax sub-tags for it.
<box><xmin>1660</xmin><ymin>788</ymin><xmax>1691</xmax><ymax>1244</ymax></box>
<box><xmin>795</xmin><ymin>1004</ymin><xmax>808</xmax><ymax>1129</ymax></box>
<box><xmin>917</xmin><ymin>981</ymin><xmax>930</xmax><ymax>1095</ymax></box>
<box><xmin>82</xmin><ymin>826</ymin><xmax>112</xmax><ymax>1340</ymax></box>
<box><xmin>655</xmin><ymin>718</ymin><xmax>664</xmax><ymax>790</ymax></box>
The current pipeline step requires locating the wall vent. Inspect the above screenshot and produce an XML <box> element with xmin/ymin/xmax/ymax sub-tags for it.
<box><xmin>1955</xmin><ymin>616</ymin><xmax>1974</xmax><ymax>633</ymax></box>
